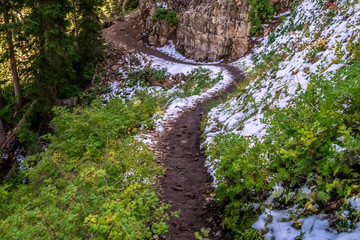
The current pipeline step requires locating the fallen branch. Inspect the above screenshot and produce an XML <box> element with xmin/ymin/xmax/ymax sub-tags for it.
<box><xmin>91</xmin><ymin>64</ymin><xmax>99</xmax><ymax>85</ymax></box>
<box><xmin>1</xmin><ymin>99</ymin><xmax>37</xmax><ymax>150</ymax></box>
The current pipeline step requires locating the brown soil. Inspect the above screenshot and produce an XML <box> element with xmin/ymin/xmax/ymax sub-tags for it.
<box><xmin>102</xmin><ymin>13</ymin><xmax>244</xmax><ymax>240</ymax></box>
<box><xmin>154</xmin><ymin>104</ymin><xmax>225</xmax><ymax>240</ymax></box>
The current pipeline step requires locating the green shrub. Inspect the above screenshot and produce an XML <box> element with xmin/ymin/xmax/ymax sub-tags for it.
<box><xmin>153</xmin><ymin>7</ymin><xmax>167</xmax><ymax>21</ymax></box>
<box><xmin>125</xmin><ymin>67</ymin><xmax>169</xmax><ymax>87</ymax></box>
<box><xmin>152</xmin><ymin>7</ymin><xmax>179</xmax><ymax>26</ymax></box>
<box><xmin>207</xmin><ymin>134</ymin><xmax>273</xmax><ymax>231</ymax></box>
<box><xmin>16</xmin><ymin>122</ymin><xmax>38</xmax><ymax>150</ymax></box>
<box><xmin>264</xmin><ymin>62</ymin><xmax>360</xmax><ymax>196</ymax></box>
<box><xmin>326</xmin><ymin>9</ymin><xmax>336</xmax><ymax>24</ymax></box>
<box><xmin>165</xmin><ymin>9</ymin><xmax>179</xmax><ymax>26</ymax></box>
<box><xmin>207</xmin><ymin>61</ymin><xmax>360</xmax><ymax>236</ymax></box>
<box><xmin>180</xmin><ymin>68</ymin><xmax>223</xmax><ymax>97</ymax></box>
<box><xmin>0</xmin><ymin>96</ymin><xmax>169</xmax><ymax>239</ymax></box>
<box><xmin>248</xmin><ymin>0</ymin><xmax>274</xmax><ymax>36</ymax></box>
<box><xmin>349</xmin><ymin>36</ymin><xmax>360</xmax><ymax>61</ymax></box>
<box><xmin>0</xmin><ymin>63</ymin><xmax>225</xmax><ymax>238</ymax></box>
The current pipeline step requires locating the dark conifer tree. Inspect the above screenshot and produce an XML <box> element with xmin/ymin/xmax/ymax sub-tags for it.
<box><xmin>24</xmin><ymin>0</ymin><xmax>75</xmax><ymax>104</ymax></box>
<box><xmin>75</xmin><ymin>0</ymin><xmax>105</xmax><ymax>86</ymax></box>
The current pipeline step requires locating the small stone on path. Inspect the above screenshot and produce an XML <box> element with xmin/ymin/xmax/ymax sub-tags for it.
<box><xmin>170</xmin><ymin>185</ymin><xmax>183</xmax><ymax>191</ymax></box>
<box><xmin>111</xmin><ymin>65</ymin><xmax>120</xmax><ymax>71</ymax></box>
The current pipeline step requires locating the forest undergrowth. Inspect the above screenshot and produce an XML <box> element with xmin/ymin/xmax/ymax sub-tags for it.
<box><xmin>0</xmin><ymin>65</ymin><xmax>223</xmax><ymax>239</ymax></box>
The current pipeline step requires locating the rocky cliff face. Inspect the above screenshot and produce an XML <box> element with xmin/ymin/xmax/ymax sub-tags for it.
<box><xmin>139</xmin><ymin>0</ymin><xmax>178</xmax><ymax>46</ymax></box>
<box><xmin>140</xmin><ymin>0</ymin><xmax>251</xmax><ymax>61</ymax></box>
<box><xmin>139</xmin><ymin>0</ymin><xmax>288</xmax><ymax>61</ymax></box>
<box><xmin>176</xmin><ymin>0</ymin><xmax>250</xmax><ymax>61</ymax></box>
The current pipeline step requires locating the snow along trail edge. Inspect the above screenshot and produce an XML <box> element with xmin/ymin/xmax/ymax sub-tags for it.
<box><xmin>102</xmin><ymin>18</ymin><xmax>245</xmax><ymax>239</ymax></box>
<box><xmin>142</xmin><ymin>54</ymin><xmax>244</xmax><ymax>240</ymax></box>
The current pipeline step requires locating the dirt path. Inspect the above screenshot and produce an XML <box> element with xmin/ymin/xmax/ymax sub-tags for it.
<box><xmin>103</xmin><ymin>15</ymin><xmax>244</xmax><ymax>240</ymax></box>
<box><xmin>156</xmin><ymin>103</ymin><xmax>223</xmax><ymax>240</ymax></box>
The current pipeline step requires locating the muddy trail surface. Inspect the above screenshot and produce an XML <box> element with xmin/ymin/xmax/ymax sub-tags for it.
<box><xmin>157</xmin><ymin>103</ymin><xmax>224</xmax><ymax>240</ymax></box>
<box><xmin>103</xmin><ymin>15</ymin><xmax>244</xmax><ymax>240</ymax></box>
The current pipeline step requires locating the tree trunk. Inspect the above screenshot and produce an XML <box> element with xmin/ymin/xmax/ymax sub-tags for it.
<box><xmin>2</xmin><ymin>0</ymin><xmax>22</xmax><ymax>109</ymax></box>
<box><xmin>72</xmin><ymin>0</ymin><xmax>79</xmax><ymax>37</ymax></box>
<box><xmin>0</xmin><ymin>92</ymin><xmax>6</xmax><ymax>147</ymax></box>
<box><xmin>122</xmin><ymin>0</ymin><xmax>129</xmax><ymax>15</ymax></box>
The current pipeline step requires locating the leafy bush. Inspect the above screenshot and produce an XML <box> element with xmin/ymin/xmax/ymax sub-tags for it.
<box><xmin>207</xmin><ymin>134</ymin><xmax>272</xmax><ymax>230</ymax></box>
<box><xmin>126</xmin><ymin>67</ymin><xmax>169</xmax><ymax>87</ymax></box>
<box><xmin>165</xmin><ymin>9</ymin><xmax>179</xmax><ymax>26</ymax></box>
<box><xmin>326</xmin><ymin>9</ymin><xmax>336</xmax><ymax>24</ymax></box>
<box><xmin>207</xmin><ymin>61</ymin><xmax>360</xmax><ymax>237</ymax></box>
<box><xmin>180</xmin><ymin>68</ymin><xmax>223</xmax><ymax>97</ymax></box>
<box><xmin>0</xmin><ymin>63</ymin><xmax>225</xmax><ymax>238</ymax></box>
<box><xmin>264</xmin><ymin>63</ymin><xmax>360</xmax><ymax>197</ymax></box>
<box><xmin>152</xmin><ymin>7</ymin><xmax>179</xmax><ymax>26</ymax></box>
<box><xmin>248</xmin><ymin>0</ymin><xmax>274</xmax><ymax>36</ymax></box>
<box><xmin>15</xmin><ymin>122</ymin><xmax>38</xmax><ymax>150</ymax></box>
<box><xmin>0</xmin><ymin>96</ymin><xmax>169</xmax><ymax>239</ymax></box>
<box><xmin>153</xmin><ymin>7</ymin><xmax>167</xmax><ymax>21</ymax></box>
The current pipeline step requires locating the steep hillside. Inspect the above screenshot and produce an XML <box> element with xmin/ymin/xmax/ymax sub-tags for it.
<box><xmin>2</xmin><ymin>0</ymin><xmax>360</xmax><ymax>239</ymax></box>
<box><xmin>203</xmin><ymin>0</ymin><xmax>360</xmax><ymax>238</ymax></box>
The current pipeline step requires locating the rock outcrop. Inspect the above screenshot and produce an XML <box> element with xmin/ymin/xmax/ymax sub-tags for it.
<box><xmin>139</xmin><ymin>0</ymin><xmax>178</xmax><ymax>46</ymax></box>
<box><xmin>140</xmin><ymin>0</ymin><xmax>251</xmax><ymax>61</ymax></box>
<box><xmin>176</xmin><ymin>0</ymin><xmax>250</xmax><ymax>61</ymax></box>
<box><xmin>139</xmin><ymin>0</ymin><xmax>290</xmax><ymax>61</ymax></box>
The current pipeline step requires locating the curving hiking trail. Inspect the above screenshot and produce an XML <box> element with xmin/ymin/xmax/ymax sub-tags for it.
<box><xmin>103</xmin><ymin>16</ymin><xmax>244</xmax><ymax>240</ymax></box>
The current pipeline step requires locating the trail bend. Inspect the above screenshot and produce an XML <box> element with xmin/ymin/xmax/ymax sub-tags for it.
<box><xmin>103</xmin><ymin>17</ymin><xmax>244</xmax><ymax>240</ymax></box>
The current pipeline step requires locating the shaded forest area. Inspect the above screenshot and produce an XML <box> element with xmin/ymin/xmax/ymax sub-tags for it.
<box><xmin>0</xmin><ymin>0</ymin><xmax>138</xmax><ymax>163</ymax></box>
